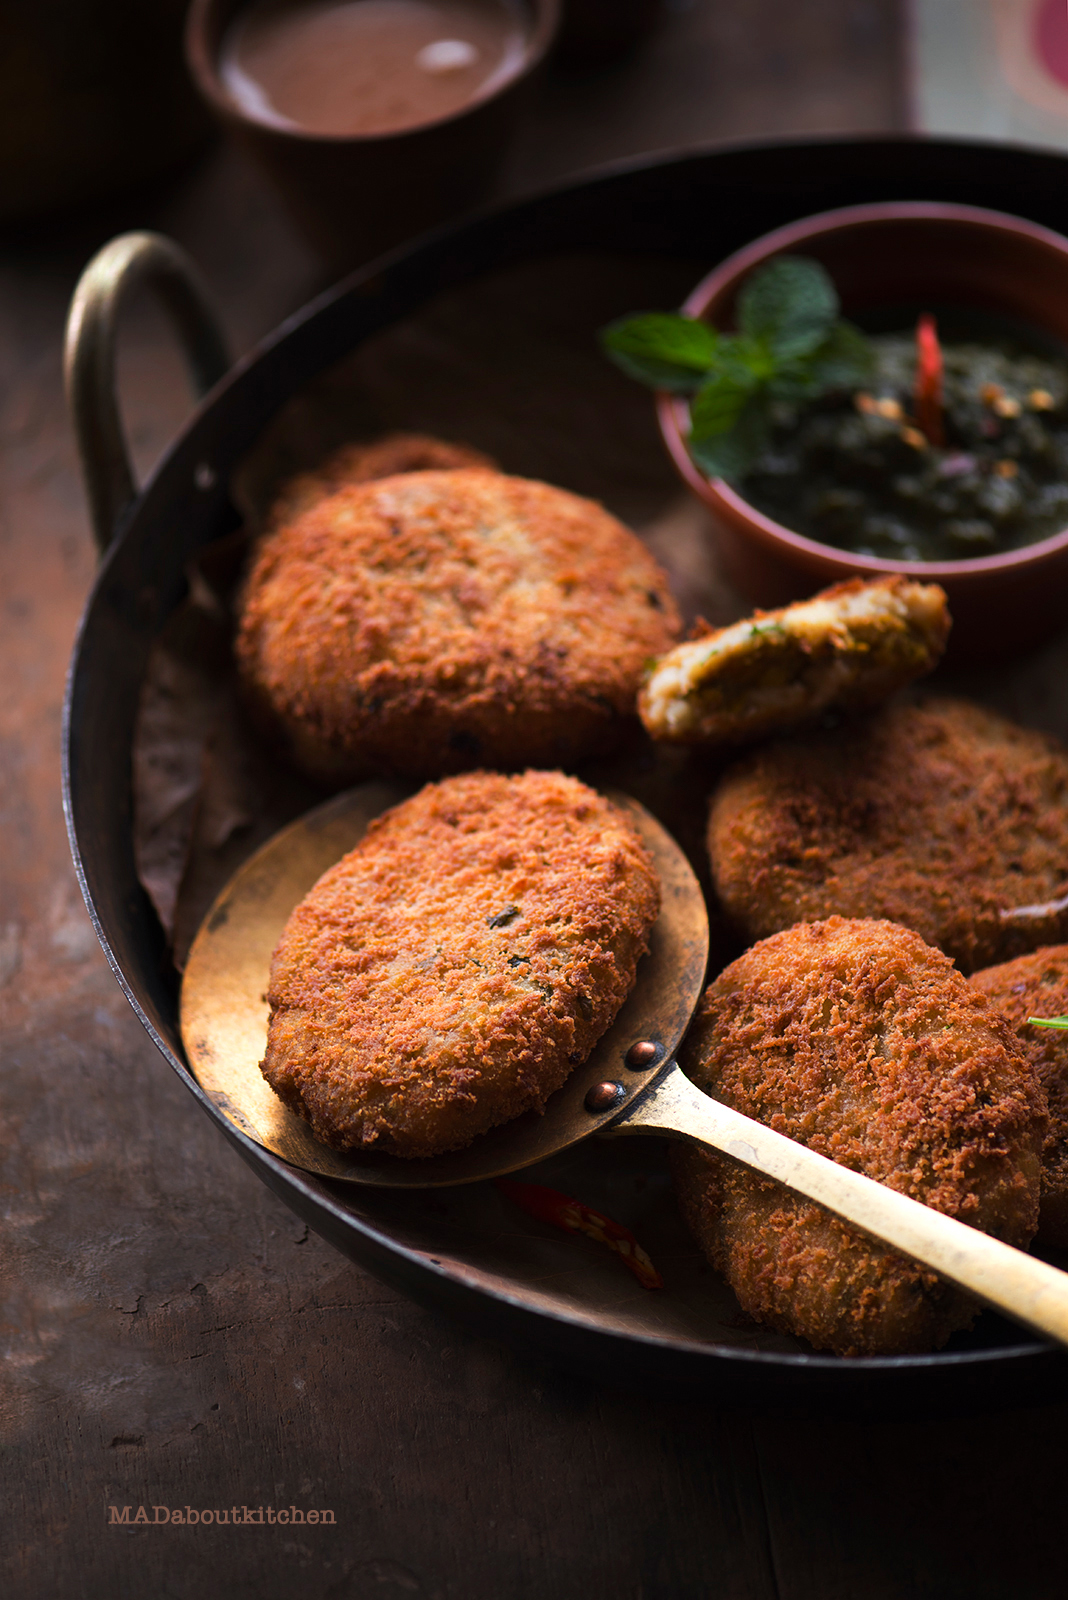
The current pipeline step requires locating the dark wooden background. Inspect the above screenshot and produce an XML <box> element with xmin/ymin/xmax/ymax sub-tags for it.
<box><xmin>4</xmin><ymin>4</ymin><xmax>1068</xmax><ymax>1596</ymax></box>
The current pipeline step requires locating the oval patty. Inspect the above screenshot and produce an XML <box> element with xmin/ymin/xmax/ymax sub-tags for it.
<box><xmin>261</xmin><ymin>770</ymin><xmax>661</xmax><ymax>1157</ymax></box>
<box><xmin>236</xmin><ymin>468</ymin><xmax>681</xmax><ymax>781</ymax></box>
<box><xmin>969</xmin><ymin>945</ymin><xmax>1068</xmax><ymax>1249</ymax></box>
<box><xmin>673</xmin><ymin>916</ymin><xmax>1046</xmax><ymax>1357</ymax></box>
<box><xmin>707</xmin><ymin>697</ymin><xmax>1068</xmax><ymax>974</ymax></box>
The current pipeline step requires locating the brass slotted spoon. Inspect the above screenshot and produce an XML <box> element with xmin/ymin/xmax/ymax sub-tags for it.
<box><xmin>180</xmin><ymin>783</ymin><xmax>1068</xmax><ymax>1349</ymax></box>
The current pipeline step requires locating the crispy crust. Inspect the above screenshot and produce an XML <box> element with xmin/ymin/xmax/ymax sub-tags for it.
<box><xmin>261</xmin><ymin>770</ymin><xmax>661</xmax><ymax>1158</ymax></box>
<box><xmin>969</xmin><ymin>946</ymin><xmax>1068</xmax><ymax>1249</ymax></box>
<box><xmin>672</xmin><ymin>917</ymin><xmax>1046</xmax><ymax>1356</ymax></box>
<box><xmin>707</xmin><ymin>697</ymin><xmax>1068</xmax><ymax>974</ymax></box>
<box><xmin>639</xmin><ymin>576</ymin><xmax>949</xmax><ymax>747</ymax></box>
<box><xmin>265</xmin><ymin>433</ymin><xmax>496</xmax><ymax>529</ymax></box>
<box><xmin>236</xmin><ymin>468</ymin><xmax>681</xmax><ymax>782</ymax></box>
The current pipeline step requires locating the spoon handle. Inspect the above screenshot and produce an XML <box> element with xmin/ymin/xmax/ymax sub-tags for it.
<box><xmin>607</xmin><ymin>1061</ymin><xmax>1068</xmax><ymax>1349</ymax></box>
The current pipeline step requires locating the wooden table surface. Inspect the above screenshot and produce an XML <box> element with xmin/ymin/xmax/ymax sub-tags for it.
<box><xmin>4</xmin><ymin>5</ymin><xmax>1067</xmax><ymax>1596</ymax></box>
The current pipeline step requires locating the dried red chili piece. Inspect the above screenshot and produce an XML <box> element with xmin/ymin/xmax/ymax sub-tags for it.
<box><xmin>914</xmin><ymin>312</ymin><xmax>946</xmax><ymax>447</ymax></box>
<box><xmin>495</xmin><ymin>1177</ymin><xmax>663</xmax><ymax>1289</ymax></box>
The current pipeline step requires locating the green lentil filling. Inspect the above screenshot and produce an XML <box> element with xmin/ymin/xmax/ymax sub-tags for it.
<box><xmin>739</xmin><ymin>335</ymin><xmax>1068</xmax><ymax>561</ymax></box>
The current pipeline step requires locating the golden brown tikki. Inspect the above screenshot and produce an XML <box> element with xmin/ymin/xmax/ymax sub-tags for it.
<box><xmin>265</xmin><ymin>432</ymin><xmax>496</xmax><ymax>529</ymax></box>
<box><xmin>672</xmin><ymin>917</ymin><xmax>1046</xmax><ymax>1357</ymax></box>
<box><xmin>236</xmin><ymin>468</ymin><xmax>681</xmax><ymax>782</ymax></box>
<box><xmin>261</xmin><ymin>771</ymin><xmax>661</xmax><ymax>1158</ymax></box>
<box><xmin>969</xmin><ymin>945</ymin><xmax>1068</xmax><ymax>1249</ymax></box>
<box><xmin>707</xmin><ymin>697</ymin><xmax>1068</xmax><ymax>974</ymax></box>
<box><xmin>639</xmin><ymin>576</ymin><xmax>949</xmax><ymax>749</ymax></box>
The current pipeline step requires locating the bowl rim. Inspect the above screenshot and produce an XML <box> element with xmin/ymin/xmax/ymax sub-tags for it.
<box><xmin>657</xmin><ymin>198</ymin><xmax>1068</xmax><ymax>579</ymax></box>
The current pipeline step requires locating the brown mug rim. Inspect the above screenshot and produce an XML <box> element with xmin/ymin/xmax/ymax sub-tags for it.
<box><xmin>185</xmin><ymin>0</ymin><xmax>562</xmax><ymax>147</ymax></box>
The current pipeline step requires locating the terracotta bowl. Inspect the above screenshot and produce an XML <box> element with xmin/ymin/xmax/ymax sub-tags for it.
<box><xmin>657</xmin><ymin>201</ymin><xmax>1068</xmax><ymax>664</ymax></box>
<box><xmin>185</xmin><ymin>0</ymin><xmax>560</xmax><ymax>268</ymax></box>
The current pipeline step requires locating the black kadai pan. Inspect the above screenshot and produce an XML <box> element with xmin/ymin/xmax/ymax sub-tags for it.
<box><xmin>63</xmin><ymin>137</ymin><xmax>1068</xmax><ymax>1409</ymax></box>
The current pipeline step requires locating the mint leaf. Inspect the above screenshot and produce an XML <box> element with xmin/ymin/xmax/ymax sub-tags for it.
<box><xmin>721</xmin><ymin>332</ymin><xmax>777</xmax><ymax>382</ymax></box>
<box><xmin>739</xmin><ymin>256</ymin><xmax>838</xmax><ymax>361</ymax></box>
<box><xmin>689</xmin><ymin>395</ymin><xmax>770</xmax><ymax>479</ymax></box>
<box><xmin>805</xmin><ymin>319</ymin><xmax>875</xmax><ymax>389</ymax></box>
<box><xmin>600</xmin><ymin>258</ymin><xmax>874</xmax><ymax>486</ymax></box>
<box><xmin>601</xmin><ymin>313</ymin><xmax>719</xmax><ymax>391</ymax></box>
<box><xmin>689</xmin><ymin>363</ymin><xmax>758</xmax><ymax>440</ymax></box>
<box><xmin>766</xmin><ymin>362</ymin><xmax>823</xmax><ymax>403</ymax></box>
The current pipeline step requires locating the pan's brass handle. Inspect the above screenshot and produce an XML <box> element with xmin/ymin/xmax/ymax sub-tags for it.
<box><xmin>63</xmin><ymin>231</ymin><xmax>231</xmax><ymax>556</ymax></box>
<box><xmin>609</xmin><ymin>1062</ymin><xmax>1068</xmax><ymax>1349</ymax></box>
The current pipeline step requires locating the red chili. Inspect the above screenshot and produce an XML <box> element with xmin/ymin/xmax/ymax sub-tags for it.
<box><xmin>495</xmin><ymin>1177</ymin><xmax>664</xmax><ymax>1290</ymax></box>
<box><xmin>914</xmin><ymin>312</ymin><xmax>945</xmax><ymax>447</ymax></box>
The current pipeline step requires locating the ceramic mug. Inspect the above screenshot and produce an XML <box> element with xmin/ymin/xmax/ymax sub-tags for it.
<box><xmin>185</xmin><ymin>0</ymin><xmax>561</xmax><ymax>267</ymax></box>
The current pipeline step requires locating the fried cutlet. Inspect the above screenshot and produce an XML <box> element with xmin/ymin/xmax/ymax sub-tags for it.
<box><xmin>969</xmin><ymin>946</ymin><xmax>1068</xmax><ymax>1249</ymax></box>
<box><xmin>236</xmin><ymin>468</ymin><xmax>681</xmax><ymax>782</ymax></box>
<box><xmin>265</xmin><ymin>432</ymin><xmax>496</xmax><ymax>529</ymax></box>
<box><xmin>672</xmin><ymin>916</ymin><xmax>1046</xmax><ymax>1357</ymax></box>
<box><xmin>261</xmin><ymin>770</ymin><xmax>661</xmax><ymax>1158</ymax></box>
<box><xmin>639</xmin><ymin>576</ymin><xmax>949</xmax><ymax>747</ymax></box>
<box><xmin>707</xmin><ymin>697</ymin><xmax>1068</xmax><ymax>974</ymax></box>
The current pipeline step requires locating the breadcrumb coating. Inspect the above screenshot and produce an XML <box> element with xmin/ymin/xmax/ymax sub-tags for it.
<box><xmin>236</xmin><ymin>468</ymin><xmax>681</xmax><ymax>781</ymax></box>
<box><xmin>265</xmin><ymin>433</ymin><xmax>496</xmax><ymax>529</ymax></box>
<box><xmin>261</xmin><ymin>770</ymin><xmax>661</xmax><ymax>1157</ymax></box>
<box><xmin>639</xmin><ymin>576</ymin><xmax>949</xmax><ymax>747</ymax></box>
<box><xmin>970</xmin><ymin>946</ymin><xmax>1068</xmax><ymax>1248</ymax></box>
<box><xmin>707</xmin><ymin>697</ymin><xmax>1068</xmax><ymax>974</ymax></box>
<box><xmin>672</xmin><ymin>917</ymin><xmax>1046</xmax><ymax>1356</ymax></box>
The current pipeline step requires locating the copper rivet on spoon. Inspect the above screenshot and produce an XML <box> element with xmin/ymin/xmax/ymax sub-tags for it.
<box><xmin>584</xmin><ymin>1081</ymin><xmax>626</xmax><ymax>1113</ymax></box>
<box><xmin>625</xmin><ymin>1039</ymin><xmax>662</xmax><ymax>1070</ymax></box>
